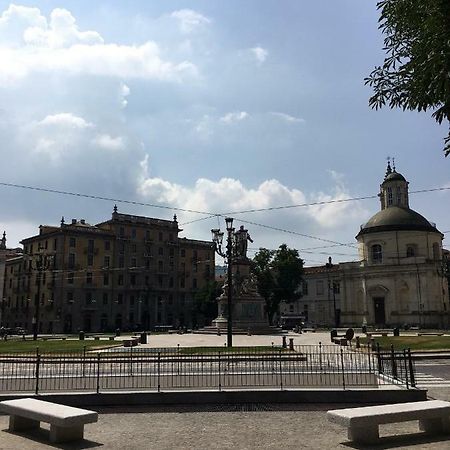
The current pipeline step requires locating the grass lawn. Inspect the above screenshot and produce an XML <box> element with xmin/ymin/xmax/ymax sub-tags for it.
<box><xmin>361</xmin><ymin>335</ymin><xmax>450</xmax><ymax>351</ymax></box>
<box><xmin>178</xmin><ymin>346</ymin><xmax>286</xmax><ymax>355</ymax></box>
<box><xmin>0</xmin><ymin>339</ymin><xmax>120</xmax><ymax>354</ymax></box>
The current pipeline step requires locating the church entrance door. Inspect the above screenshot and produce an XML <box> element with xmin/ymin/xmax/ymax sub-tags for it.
<box><xmin>373</xmin><ymin>297</ymin><xmax>385</xmax><ymax>325</ymax></box>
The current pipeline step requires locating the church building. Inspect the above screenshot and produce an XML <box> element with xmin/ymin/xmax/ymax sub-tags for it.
<box><xmin>283</xmin><ymin>162</ymin><xmax>449</xmax><ymax>328</ymax></box>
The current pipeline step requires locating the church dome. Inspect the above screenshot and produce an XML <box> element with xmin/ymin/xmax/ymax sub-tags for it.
<box><xmin>382</xmin><ymin>171</ymin><xmax>406</xmax><ymax>183</ymax></box>
<box><xmin>357</xmin><ymin>206</ymin><xmax>439</xmax><ymax>236</ymax></box>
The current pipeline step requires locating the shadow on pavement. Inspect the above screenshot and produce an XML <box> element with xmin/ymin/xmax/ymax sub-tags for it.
<box><xmin>342</xmin><ymin>431</ymin><xmax>450</xmax><ymax>449</ymax></box>
<box><xmin>1</xmin><ymin>428</ymin><xmax>103</xmax><ymax>449</ymax></box>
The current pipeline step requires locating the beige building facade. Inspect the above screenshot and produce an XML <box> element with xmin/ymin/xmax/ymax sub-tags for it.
<box><xmin>1</xmin><ymin>208</ymin><xmax>215</xmax><ymax>333</ymax></box>
<box><xmin>282</xmin><ymin>163</ymin><xmax>449</xmax><ymax>328</ymax></box>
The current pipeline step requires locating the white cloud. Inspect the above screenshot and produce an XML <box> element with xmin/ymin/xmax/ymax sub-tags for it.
<box><xmin>119</xmin><ymin>83</ymin><xmax>130</xmax><ymax>108</ymax></box>
<box><xmin>0</xmin><ymin>5</ymin><xmax>198</xmax><ymax>84</ymax></box>
<box><xmin>250</xmin><ymin>46</ymin><xmax>268</xmax><ymax>64</ymax></box>
<box><xmin>93</xmin><ymin>134</ymin><xmax>125</xmax><ymax>151</ymax></box>
<box><xmin>220</xmin><ymin>111</ymin><xmax>249</xmax><ymax>123</ymax></box>
<box><xmin>137</xmin><ymin>174</ymin><xmax>367</xmax><ymax>235</ymax></box>
<box><xmin>270</xmin><ymin>112</ymin><xmax>305</xmax><ymax>123</ymax></box>
<box><xmin>171</xmin><ymin>9</ymin><xmax>211</xmax><ymax>33</ymax></box>
<box><xmin>38</xmin><ymin>112</ymin><xmax>93</xmax><ymax>129</ymax></box>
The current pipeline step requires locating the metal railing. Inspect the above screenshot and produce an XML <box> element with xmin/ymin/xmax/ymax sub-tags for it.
<box><xmin>0</xmin><ymin>344</ymin><xmax>416</xmax><ymax>394</ymax></box>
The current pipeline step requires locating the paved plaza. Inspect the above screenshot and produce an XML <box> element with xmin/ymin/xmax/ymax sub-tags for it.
<box><xmin>1</xmin><ymin>332</ymin><xmax>450</xmax><ymax>449</ymax></box>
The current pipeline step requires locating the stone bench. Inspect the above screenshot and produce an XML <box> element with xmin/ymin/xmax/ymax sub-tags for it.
<box><xmin>418</xmin><ymin>332</ymin><xmax>444</xmax><ymax>336</ymax></box>
<box><xmin>327</xmin><ymin>400</ymin><xmax>450</xmax><ymax>444</ymax></box>
<box><xmin>123</xmin><ymin>338</ymin><xmax>139</xmax><ymax>347</ymax></box>
<box><xmin>0</xmin><ymin>398</ymin><xmax>98</xmax><ymax>443</ymax></box>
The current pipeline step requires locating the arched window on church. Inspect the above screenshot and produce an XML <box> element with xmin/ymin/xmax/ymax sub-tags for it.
<box><xmin>387</xmin><ymin>187</ymin><xmax>393</xmax><ymax>205</ymax></box>
<box><xmin>396</xmin><ymin>187</ymin><xmax>402</xmax><ymax>205</ymax></box>
<box><xmin>406</xmin><ymin>245</ymin><xmax>416</xmax><ymax>258</ymax></box>
<box><xmin>432</xmin><ymin>242</ymin><xmax>440</xmax><ymax>261</ymax></box>
<box><xmin>371</xmin><ymin>244</ymin><xmax>383</xmax><ymax>264</ymax></box>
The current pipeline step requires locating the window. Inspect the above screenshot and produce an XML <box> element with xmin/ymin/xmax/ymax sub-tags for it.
<box><xmin>85</xmin><ymin>292</ymin><xmax>93</xmax><ymax>305</ymax></box>
<box><xmin>145</xmin><ymin>230</ymin><xmax>151</xmax><ymax>240</ymax></box>
<box><xmin>130</xmin><ymin>295</ymin><xmax>135</xmax><ymax>306</ymax></box>
<box><xmin>406</xmin><ymin>245</ymin><xmax>416</xmax><ymax>258</ymax></box>
<box><xmin>158</xmin><ymin>247</ymin><xmax>164</xmax><ymax>256</ymax></box>
<box><xmin>119</xmin><ymin>227</ymin><xmax>125</xmax><ymax>237</ymax></box>
<box><xmin>88</xmin><ymin>239</ymin><xmax>94</xmax><ymax>252</ymax></box>
<box><xmin>131</xmin><ymin>243</ymin><xmax>137</xmax><ymax>253</ymax></box>
<box><xmin>118</xmin><ymin>256</ymin><xmax>124</xmax><ymax>268</ymax></box>
<box><xmin>87</xmin><ymin>253</ymin><xmax>94</xmax><ymax>266</ymax></box>
<box><xmin>103</xmin><ymin>293</ymin><xmax>108</xmax><ymax>305</ymax></box>
<box><xmin>168</xmin><ymin>294</ymin><xmax>173</xmax><ymax>305</ymax></box>
<box><xmin>69</xmin><ymin>237</ymin><xmax>76</xmax><ymax>248</ymax></box>
<box><xmin>118</xmin><ymin>275</ymin><xmax>124</xmax><ymax>285</ymax></box>
<box><xmin>158</xmin><ymin>260</ymin><xmax>163</xmax><ymax>272</ymax></box>
<box><xmin>316</xmin><ymin>280</ymin><xmax>324</xmax><ymax>295</ymax></box>
<box><xmin>396</xmin><ymin>187</ymin><xmax>402</xmax><ymax>205</ymax></box>
<box><xmin>131</xmin><ymin>229</ymin><xmax>136</xmax><ymax>239</ymax></box>
<box><xmin>371</xmin><ymin>244</ymin><xmax>383</xmax><ymax>263</ymax></box>
<box><xmin>145</xmin><ymin>276</ymin><xmax>149</xmax><ymax>286</ymax></box>
<box><xmin>53</xmin><ymin>239</ymin><xmax>57</xmax><ymax>251</ymax></box>
<box><xmin>68</xmin><ymin>253</ymin><xmax>75</xmax><ymax>269</ymax></box>
<box><xmin>192</xmin><ymin>278</ymin><xmax>197</xmax><ymax>289</ymax></box>
<box><xmin>180</xmin><ymin>278</ymin><xmax>185</xmax><ymax>288</ymax></box>
<box><xmin>159</xmin><ymin>232</ymin><xmax>163</xmax><ymax>241</ymax></box>
<box><xmin>104</xmin><ymin>256</ymin><xmax>110</xmax><ymax>268</ymax></box>
<box><xmin>86</xmin><ymin>272</ymin><xmax>93</xmax><ymax>284</ymax></box>
<box><xmin>333</xmin><ymin>282</ymin><xmax>340</xmax><ymax>294</ymax></box>
<box><xmin>103</xmin><ymin>274</ymin><xmax>109</xmax><ymax>286</ymax></box>
<box><xmin>433</xmin><ymin>242</ymin><xmax>440</xmax><ymax>260</ymax></box>
<box><xmin>158</xmin><ymin>276</ymin><xmax>163</xmax><ymax>287</ymax></box>
<box><xmin>130</xmin><ymin>274</ymin><xmax>136</xmax><ymax>286</ymax></box>
<box><xmin>302</xmin><ymin>281</ymin><xmax>308</xmax><ymax>296</ymax></box>
<box><xmin>67</xmin><ymin>292</ymin><xmax>74</xmax><ymax>304</ymax></box>
<box><xmin>117</xmin><ymin>294</ymin><xmax>123</xmax><ymax>304</ymax></box>
<box><xmin>180</xmin><ymin>249</ymin><xmax>185</xmax><ymax>257</ymax></box>
<box><xmin>105</xmin><ymin>241</ymin><xmax>110</xmax><ymax>251</ymax></box>
<box><xmin>68</xmin><ymin>272</ymin><xmax>74</xmax><ymax>284</ymax></box>
<box><xmin>169</xmin><ymin>248</ymin><xmax>174</xmax><ymax>257</ymax></box>
<box><xmin>169</xmin><ymin>277</ymin><xmax>174</xmax><ymax>288</ymax></box>
<box><xmin>131</xmin><ymin>257</ymin><xmax>137</xmax><ymax>268</ymax></box>
<box><xmin>387</xmin><ymin>187</ymin><xmax>393</xmax><ymax>205</ymax></box>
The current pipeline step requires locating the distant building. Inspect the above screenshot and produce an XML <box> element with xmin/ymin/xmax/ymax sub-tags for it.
<box><xmin>0</xmin><ymin>232</ymin><xmax>23</xmax><ymax>324</ymax></box>
<box><xmin>281</xmin><ymin>163</ymin><xmax>449</xmax><ymax>328</ymax></box>
<box><xmin>1</xmin><ymin>208</ymin><xmax>214</xmax><ymax>333</ymax></box>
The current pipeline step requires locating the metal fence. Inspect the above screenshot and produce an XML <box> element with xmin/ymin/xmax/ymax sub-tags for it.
<box><xmin>0</xmin><ymin>344</ymin><xmax>416</xmax><ymax>394</ymax></box>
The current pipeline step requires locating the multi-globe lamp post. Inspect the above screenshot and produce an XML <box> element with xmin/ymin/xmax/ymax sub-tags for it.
<box><xmin>30</xmin><ymin>244</ymin><xmax>54</xmax><ymax>341</ymax></box>
<box><xmin>211</xmin><ymin>217</ymin><xmax>235</xmax><ymax>347</ymax></box>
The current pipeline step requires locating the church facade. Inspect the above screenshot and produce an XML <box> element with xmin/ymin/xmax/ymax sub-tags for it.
<box><xmin>282</xmin><ymin>163</ymin><xmax>449</xmax><ymax>328</ymax></box>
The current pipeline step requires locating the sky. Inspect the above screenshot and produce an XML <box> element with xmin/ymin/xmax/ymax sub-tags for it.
<box><xmin>0</xmin><ymin>1</ymin><xmax>449</xmax><ymax>266</ymax></box>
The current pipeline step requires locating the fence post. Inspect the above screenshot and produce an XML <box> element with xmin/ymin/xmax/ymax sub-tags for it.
<box><xmin>82</xmin><ymin>345</ymin><xmax>86</xmax><ymax>378</ymax></box>
<box><xmin>340</xmin><ymin>348</ymin><xmax>346</xmax><ymax>390</ymax></box>
<box><xmin>35</xmin><ymin>348</ymin><xmax>40</xmax><ymax>395</ymax></box>
<box><xmin>129</xmin><ymin>345</ymin><xmax>133</xmax><ymax>377</ymax></box>
<box><xmin>376</xmin><ymin>342</ymin><xmax>383</xmax><ymax>374</ymax></box>
<box><xmin>157</xmin><ymin>351</ymin><xmax>161</xmax><ymax>393</ymax></box>
<box><xmin>407</xmin><ymin>348</ymin><xmax>416</xmax><ymax>387</ymax></box>
<box><xmin>390</xmin><ymin>344</ymin><xmax>398</xmax><ymax>380</ymax></box>
<box><xmin>367</xmin><ymin>343</ymin><xmax>372</xmax><ymax>374</ymax></box>
<box><xmin>403</xmin><ymin>349</ymin><xmax>409</xmax><ymax>389</ymax></box>
<box><xmin>218</xmin><ymin>351</ymin><xmax>221</xmax><ymax>392</ymax></box>
<box><xmin>96</xmin><ymin>353</ymin><xmax>101</xmax><ymax>394</ymax></box>
<box><xmin>279</xmin><ymin>349</ymin><xmax>283</xmax><ymax>390</ymax></box>
<box><xmin>319</xmin><ymin>342</ymin><xmax>323</xmax><ymax>371</ymax></box>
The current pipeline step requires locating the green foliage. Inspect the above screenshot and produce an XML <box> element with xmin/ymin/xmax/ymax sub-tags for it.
<box><xmin>251</xmin><ymin>244</ymin><xmax>304</xmax><ymax>325</ymax></box>
<box><xmin>365</xmin><ymin>0</ymin><xmax>450</xmax><ymax>156</ymax></box>
<box><xmin>193</xmin><ymin>281</ymin><xmax>220</xmax><ymax>324</ymax></box>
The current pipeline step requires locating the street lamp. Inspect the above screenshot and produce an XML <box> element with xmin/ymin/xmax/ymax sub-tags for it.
<box><xmin>30</xmin><ymin>244</ymin><xmax>53</xmax><ymax>340</ymax></box>
<box><xmin>325</xmin><ymin>256</ymin><xmax>338</xmax><ymax>328</ymax></box>
<box><xmin>211</xmin><ymin>217</ymin><xmax>234</xmax><ymax>347</ymax></box>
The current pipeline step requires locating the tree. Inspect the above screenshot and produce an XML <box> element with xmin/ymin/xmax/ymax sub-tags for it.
<box><xmin>193</xmin><ymin>281</ymin><xmax>220</xmax><ymax>327</ymax></box>
<box><xmin>251</xmin><ymin>244</ymin><xmax>304</xmax><ymax>325</ymax></box>
<box><xmin>365</xmin><ymin>0</ymin><xmax>450</xmax><ymax>156</ymax></box>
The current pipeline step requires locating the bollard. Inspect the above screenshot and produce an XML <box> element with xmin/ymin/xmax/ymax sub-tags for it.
<box><xmin>282</xmin><ymin>336</ymin><xmax>287</xmax><ymax>348</ymax></box>
<box><xmin>140</xmin><ymin>332</ymin><xmax>147</xmax><ymax>344</ymax></box>
<box><xmin>79</xmin><ymin>330</ymin><xmax>85</xmax><ymax>340</ymax></box>
<box><xmin>355</xmin><ymin>336</ymin><xmax>360</xmax><ymax>349</ymax></box>
<box><xmin>115</xmin><ymin>328</ymin><xmax>121</xmax><ymax>337</ymax></box>
<box><xmin>289</xmin><ymin>338</ymin><xmax>294</xmax><ymax>351</ymax></box>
